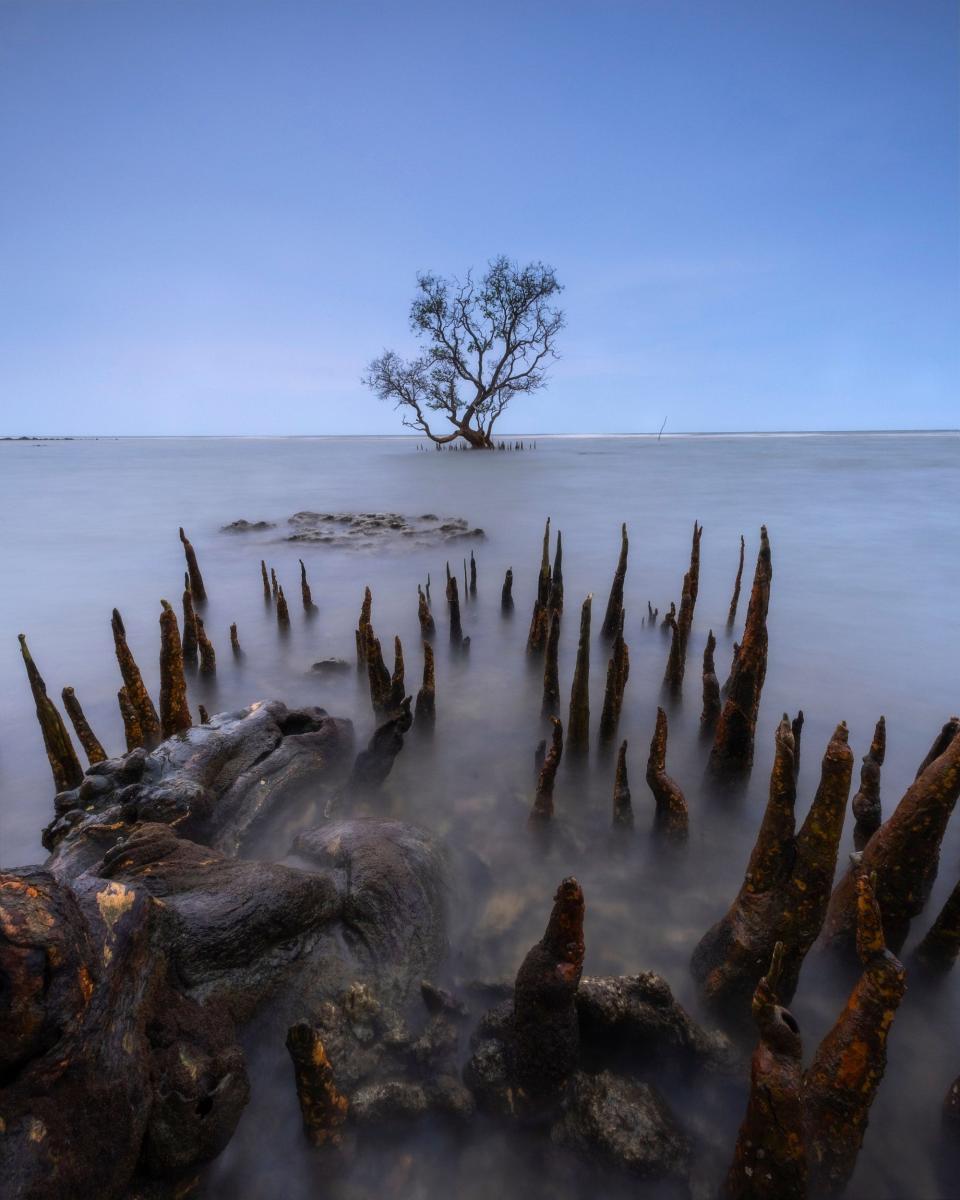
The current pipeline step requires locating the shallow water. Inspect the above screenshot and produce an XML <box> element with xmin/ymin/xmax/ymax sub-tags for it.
<box><xmin>1</xmin><ymin>433</ymin><xmax>958</xmax><ymax>1198</ymax></box>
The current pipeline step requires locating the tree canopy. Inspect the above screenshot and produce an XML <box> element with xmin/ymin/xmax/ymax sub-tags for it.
<box><xmin>364</xmin><ymin>257</ymin><xmax>564</xmax><ymax>448</ymax></box>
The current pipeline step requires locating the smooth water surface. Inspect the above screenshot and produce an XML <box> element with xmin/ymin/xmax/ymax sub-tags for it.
<box><xmin>1</xmin><ymin>433</ymin><xmax>957</xmax><ymax>1199</ymax></box>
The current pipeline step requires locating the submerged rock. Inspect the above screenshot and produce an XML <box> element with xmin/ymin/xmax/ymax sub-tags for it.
<box><xmin>220</xmin><ymin>519</ymin><xmax>277</xmax><ymax>532</ymax></box>
<box><xmin>285</xmin><ymin>511</ymin><xmax>485</xmax><ymax>549</ymax></box>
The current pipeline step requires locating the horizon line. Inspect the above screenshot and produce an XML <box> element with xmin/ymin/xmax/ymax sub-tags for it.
<box><xmin>2</xmin><ymin>429</ymin><xmax>959</xmax><ymax>440</ymax></box>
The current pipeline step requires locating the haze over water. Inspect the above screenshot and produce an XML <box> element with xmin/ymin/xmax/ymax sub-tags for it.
<box><xmin>1</xmin><ymin>432</ymin><xmax>958</xmax><ymax>1198</ymax></box>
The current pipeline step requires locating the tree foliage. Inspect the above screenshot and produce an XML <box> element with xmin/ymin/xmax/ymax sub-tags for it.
<box><xmin>364</xmin><ymin>257</ymin><xmax>564</xmax><ymax>448</ymax></box>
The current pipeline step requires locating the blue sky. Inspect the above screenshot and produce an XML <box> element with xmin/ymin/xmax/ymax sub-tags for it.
<box><xmin>0</xmin><ymin>0</ymin><xmax>956</xmax><ymax>434</ymax></box>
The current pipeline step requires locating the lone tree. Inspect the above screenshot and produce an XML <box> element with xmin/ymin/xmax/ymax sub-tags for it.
<box><xmin>364</xmin><ymin>257</ymin><xmax>564</xmax><ymax>449</ymax></box>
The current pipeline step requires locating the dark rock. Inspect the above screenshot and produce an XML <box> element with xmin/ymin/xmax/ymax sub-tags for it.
<box><xmin>220</xmin><ymin>519</ymin><xmax>276</xmax><ymax>532</ymax></box>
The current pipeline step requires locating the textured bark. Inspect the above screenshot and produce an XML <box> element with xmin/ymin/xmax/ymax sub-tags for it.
<box><xmin>915</xmin><ymin>717</ymin><xmax>960</xmax><ymax>779</ymax></box>
<box><xmin>447</xmin><ymin>572</ymin><xmax>463</xmax><ymax>648</ymax></box>
<box><xmin>724</xmin><ymin>943</ymin><xmax>806</xmax><ymax>1200</ymax></box>
<box><xmin>501</xmin><ymin>568</ymin><xmax>514</xmax><ymax>612</ymax></box>
<box><xmin>645</xmin><ymin>708</ymin><xmax>688</xmax><ymax>841</ymax></box>
<box><xmin>111</xmin><ymin>608</ymin><xmax>161</xmax><ymax>750</ymax></box>
<box><xmin>530</xmin><ymin>717</ymin><xmax>563</xmax><ymax>825</ymax></box>
<box><xmin>179</xmin><ymin>526</ymin><xmax>207</xmax><ymax>602</ymax></box>
<box><xmin>542</xmin><ymin>609</ymin><xmax>562</xmax><ymax>717</ymax></box>
<box><xmin>692</xmin><ymin>720</ymin><xmax>852</xmax><ymax>1014</ymax></box>
<box><xmin>18</xmin><ymin>634</ymin><xmax>84</xmax><ymax>793</ymax></box>
<box><xmin>566</xmin><ymin>595</ymin><xmax>592</xmax><ymax>754</ymax></box>
<box><xmin>822</xmin><ymin>718</ymin><xmax>960</xmax><ymax>955</ymax></box>
<box><xmin>417</xmin><ymin>584</ymin><xmax>436</xmax><ymax>637</ymax></box>
<box><xmin>914</xmin><ymin>879</ymin><xmax>960</xmax><ymax>971</ymax></box>
<box><xmin>363</xmin><ymin>623</ymin><xmax>392</xmax><ymax>714</ymax></box>
<box><xmin>356</xmin><ymin>587</ymin><xmax>372</xmax><ymax>671</ymax></box>
<box><xmin>158</xmin><ymin>600</ymin><xmax>192</xmax><ymax>739</ymax></box>
<box><xmin>196</xmin><ymin>616</ymin><xmax>217</xmax><ymax>676</ymax></box>
<box><xmin>804</xmin><ymin>873</ymin><xmax>906</xmax><ymax>1197</ymax></box>
<box><xmin>61</xmin><ymin>686</ymin><xmax>107</xmax><ymax>766</ymax></box>
<box><xmin>388</xmin><ymin>637</ymin><xmax>406</xmax><ymax>713</ymax></box>
<box><xmin>597</xmin><ymin>610</ymin><xmax>629</xmax><ymax>746</ymax></box>
<box><xmin>286</xmin><ymin>1022</ymin><xmax>349</xmax><ymax>1147</ymax></box>
<box><xmin>299</xmin><ymin>559</ymin><xmax>316</xmax><ymax>611</ymax></box>
<box><xmin>513</xmin><ymin>877</ymin><xmax>585</xmax><ymax>1101</ymax></box>
<box><xmin>700</xmin><ymin>630</ymin><xmax>721</xmax><ymax>732</ymax></box>
<box><xmin>600</xmin><ymin>523</ymin><xmax>628</xmax><ymax>639</ymax></box>
<box><xmin>547</xmin><ymin>530</ymin><xmax>563</xmax><ymax>615</ymax></box>
<box><xmin>663</xmin><ymin>573</ymin><xmax>690</xmax><ymax>690</ymax></box>
<box><xmin>181</xmin><ymin>575</ymin><xmax>199</xmax><ymax>663</ymax></box>
<box><xmin>276</xmin><ymin>584</ymin><xmax>291</xmax><ymax>628</ymax></box>
<box><xmin>526</xmin><ymin>518</ymin><xmax>552</xmax><ymax>653</ymax></box>
<box><xmin>414</xmin><ymin>642</ymin><xmax>436</xmax><ymax>729</ymax></box>
<box><xmin>852</xmin><ymin>716</ymin><xmax>886</xmax><ymax>846</ymax></box>
<box><xmin>709</xmin><ymin>527</ymin><xmax>772</xmax><ymax>776</ymax></box>
<box><xmin>260</xmin><ymin>559</ymin><xmax>271</xmax><ymax>600</ymax></box>
<box><xmin>117</xmin><ymin>686</ymin><xmax>144</xmax><ymax>751</ymax></box>
<box><xmin>612</xmin><ymin>740</ymin><xmax>633</xmax><ymax>829</ymax></box>
<box><xmin>726</xmin><ymin>534</ymin><xmax>745</xmax><ymax>629</ymax></box>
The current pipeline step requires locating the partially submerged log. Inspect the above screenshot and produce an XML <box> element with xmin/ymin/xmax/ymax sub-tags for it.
<box><xmin>179</xmin><ymin>526</ymin><xmax>207</xmax><ymax>602</ymax></box>
<box><xmin>597</xmin><ymin>610</ymin><xmax>629</xmax><ymax>746</ymax></box>
<box><xmin>159</xmin><ymin>600</ymin><xmax>192</xmax><ymax>739</ymax></box>
<box><xmin>709</xmin><ymin>527</ymin><xmax>772</xmax><ymax>776</ymax></box>
<box><xmin>645</xmin><ymin>708</ymin><xmax>688</xmax><ymax>840</ymax></box>
<box><xmin>692</xmin><ymin>720</ymin><xmax>852</xmax><ymax>1013</ymax></box>
<box><xmin>530</xmin><ymin>717</ymin><xmax>563</xmax><ymax>825</ymax></box>
<box><xmin>852</xmin><ymin>715</ymin><xmax>886</xmax><ymax>846</ymax></box>
<box><xmin>18</xmin><ymin>634</ymin><xmax>84</xmax><ymax>794</ymax></box>
<box><xmin>61</xmin><ymin>686</ymin><xmax>107</xmax><ymax>766</ymax></box>
<box><xmin>726</xmin><ymin>534</ymin><xmax>745</xmax><ymax>629</ymax></box>
<box><xmin>804</xmin><ymin>872</ymin><xmax>906</xmax><ymax>1198</ymax></box>
<box><xmin>600</xmin><ymin>523</ymin><xmax>628</xmax><ymax>639</ymax></box>
<box><xmin>415</xmin><ymin>642</ymin><xmax>436</xmax><ymax>729</ymax></box>
<box><xmin>567</xmin><ymin>595</ymin><xmax>592</xmax><ymax>754</ymax></box>
<box><xmin>542</xmin><ymin>608</ymin><xmax>561</xmax><ymax>717</ymax></box>
<box><xmin>417</xmin><ymin>584</ymin><xmax>436</xmax><ymax>637</ymax></box>
<box><xmin>111</xmin><ymin>608</ymin><xmax>161</xmax><ymax>750</ymax></box>
<box><xmin>513</xmin><ymin>877</ymin><xmax>585</xmax><ymax>1101</ymax></box>
<box><xmin>117</xmin><ymin>686</ymin><xmax>143</xmax><ymax>751</ymax></box>
<box><xmin>196</xmin><ymin>615</ymin><xmax>217</xmax><ymax>676</ymax></box>
<box><xmin>286</xmin><ymin>1022</ymin><xmax>349</xmax><ymax>1147</ymax></box>
<box><xmin>612</xmin><ymin>740</ymin><xmax>633</xmax><ymax>829</ymax></box>
<box><xmin>724</xmin><ymin>943</ymin><xmax>806</xmax><ymax>1200</ymax></box>
<box><xmin>700</xmin><ymin>630</ymin><xmax>721</xmax><ymax>732</ymax></box>
<box><xmin>821</xmin><ymin>717</ymin><xmax>960</xmax><ymax>955</ymax></box>
<box><xmin>914</xmin><ymin>879</ymin><xmax>960</xmax><ymax>971</ymax></box>
<box><xmin>182</xmin><ymin>574</ymin><xmax>199</xmax><ymax>663</ymax></box>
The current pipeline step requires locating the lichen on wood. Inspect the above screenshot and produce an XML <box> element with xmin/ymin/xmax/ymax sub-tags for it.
<box><xmin>111</xmin><ymin>608</ymin><xmax>161</xmax><ymax>750</ymax></box>
<box><xmin>286</xmin><ymin>1021</ymin><xmax>349</xmax><ymax>1147</ymax></box>
<box><xmin>159</xmin><ymin>599</ymin><xmax>192</xmax><ymax>738</ymax></box>
<box><xmin>196</xmin><ymin>615</ymin><xmax>217</xmax><ymax>676</ymax></box>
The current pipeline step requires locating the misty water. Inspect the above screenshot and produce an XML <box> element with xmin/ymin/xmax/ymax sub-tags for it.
<box><xmin>1</xmin><ymin>433</ymin><xmax>957</xmax><ymax>1199</ymax></box>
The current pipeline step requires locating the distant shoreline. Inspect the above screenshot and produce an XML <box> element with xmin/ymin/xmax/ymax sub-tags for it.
<box><xmin>2</xmin><ymin>430</ymin><xmax>957</xmax><ymax>441</ymax></box>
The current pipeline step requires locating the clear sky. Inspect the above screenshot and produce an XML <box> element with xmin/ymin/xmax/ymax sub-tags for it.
<box><xmin>0</xmin><ymin>0</ymin><xmax>956</xmax><ymax>435</ymax></box>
